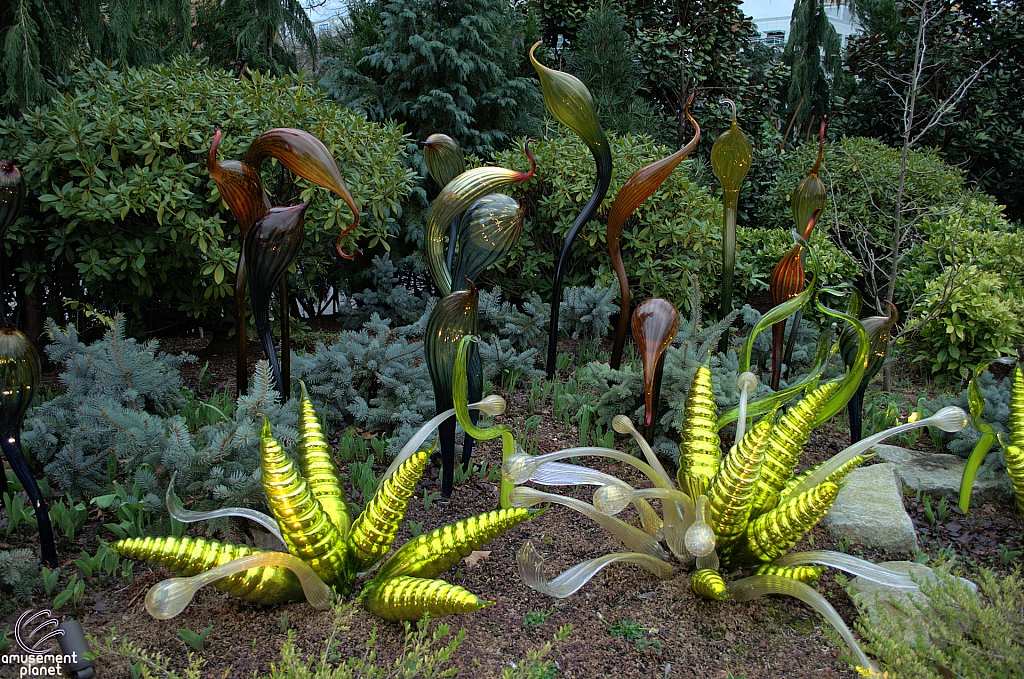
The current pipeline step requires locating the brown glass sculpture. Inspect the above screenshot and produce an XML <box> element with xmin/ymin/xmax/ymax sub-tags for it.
<box><xmin>632</xmin><ymin>299</ymin><xmax>680</xmax><ymax>442</ymax></box>
<box><xmin>841</xmin><ymin>301</ymin><xmax>898</xmax><ymax>443</ymax></box>
<box><xmin>608</xmin><ymin>96</ymin><xmax>700</xmax><ymax>370</ymax></box>
<box><xmin>768</xmin><ymin>209</ymin><xmax>821</xmax><ymax>390</ymax></box>
<box><xmin>207</xmin><ymin>128</ymin><xmax>359</xmax><ymax>395</ymax></box>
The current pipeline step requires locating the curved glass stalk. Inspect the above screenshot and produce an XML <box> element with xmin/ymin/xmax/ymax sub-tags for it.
<box><xmin>809</xmin><ymin>287</ymin><xmax>870</xmax><ymax>428</ymax></box>
<box><xmin>244</xmin><ymin>201</ymin><xmax>310</xmax><ymax>394</ymax></box>
<box><xmin>734</xmin><ymin>372</ymin><xmax>758</xmax><ymax>441</ymax></box>
<box><xmin>530</xmin><ymin>41</ymin><xmax>613</xmax><ymax>378</ymax></box>
<box><xmin>517</xmin><ymin>540</ymin><xmax>672</xmax><ymax>599</ymax></box>
<box><xmin>380</xmin><ymin>398</ymin><xmax>504</xmax><ymax>483</ymax></box>
<box><xmin>607</xmin><ymin>99</ymin><xmax>700</xmax><ymax>369</ymax></box>
<box><xmin>298</xmin><ymin>382</ymin><xmax>350</xmax><ymax>535</ymax></box>
<box><xmin>450</xmin><ymin>194</ymin><xmax>525</xmax><ymax>289</ymax></box>
<box><xmin>789</xmin><ymin>406</ymin><xmax>968</xmax><ymax>498</ymax></box>
<box><xmin>425</xmin><ymin>141</ymin><xmax>535</xmax><ymax>296</ymax></box>
<box><xmin>1011</xmin><ymin>362</ymin><xmax>1024</xmax><ymax>447</ymax></box>
<box><xmin>360</xmin><ymin>576</ymin><xmax>491</xmax><ymax>621</ymax></box>
<box><xmin>166</xmin><ymin>472</ymin><xmax>284</xmax><ymax>546</ymax></box>
<box><xmin>453</xmin><ymin>336</ymin><xmax>516</xmax><ymax>507</ymax></box>
<box><xmin>719</xmin><ymin>322</ymin><xmax>833</xmax><ymax>430</ymax></box>
<box><xmin>504</xmin><ymin>448</ymin><xmax>665</xmax><ymax>490</ymax></box>
<box><xmin>146</xmin><ymin>552</ymin><xmax>332</xmax><ymax>619</ymax></box>
<box><xmin>245</xmin><ymin>128</ymin><xmax>360</xmax><ymax>259</ymax></box>
<box><xmin>844</xmin><ymin>302</ymin><xmax>899</xmax><ymax>444</ymax></box>
<box><xmin>632</xmin><ymin>299</ymin><xmax>680</xmax><ymax>435</ymax></box>
<box><xmin>613</xmin><ymin>414</ymin><xmax>690</xmax><ymax>556</ymax></box>
<box><xmin>769</xmin><ymin>212</ymin><xmax>821</xmax><ymax>390</ymax></box>
<box><xmin>0</xmin><ymin>326</ymin><xmax>54</xmax><ymax>566</ymax></box>
<box><xmin>739</xmin><ymin>239</ymin><xmax>819</xmax><ymax>376</ymax></box>
<box><xmin>528</xmin><ymin>462</ymin><xmax>662</xmax><ymax>536</ymax></box>
<box><xmin>425</xmin><ymin>286</ymin><xmax>480</xmax><ymax>498</ymax></box>
<box><xmin>676</xmin><ymin>366</ymin><xmax>722</xmax><ymax>500</ymax></box>
<box><xmin>728</xmin><ymin>574</ymin><xmax>876</xmax><ymax>673</ymax></box>
<box><xmin>711</xmin><ymin>100</ymin><xmax>752</xmax><ymax>351</ymax></box>
<box><xmin>592</xmin><ymin>485</ymin><xmax>696</xmax><ymax>522</ymax></box>
<box><xmin>422</xmin><ymin>134</ymin><xmax>466</xmax><ymax>270</ymax></box>
<box><xmin>509</xmin><ymin>486</ymin><xmax>667</xmax><ymax>560</ymax></box>
<box><xmin>773</xmin><ymin>550</ymin><xmax>978</xmax><ymax>593</ymax></box>
<box><xmin>959</xmin><ymin>362</ymin><xmax>998</xmax><ymax>512</ymax></box>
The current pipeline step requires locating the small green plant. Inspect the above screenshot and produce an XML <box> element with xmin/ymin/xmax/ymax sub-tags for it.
<box><xmin>42</xmin><ymin>567</ymin><xmax>60</xmax><ymax>596</ymax></box>
<box><xmin>121</xmin><ymin>560</ymin><xmax>134</xmax><ymax>585</ymax></box>
<box><xmin>523</xmin><ymin>610</ymin><xmax>550</xmax><ymax>627</ymax></box>
<box><xmin>408</xmin><ymin>520</ymin><xmax>425</xmax><ymax>538</ymax></box>
<box><xmin>53</xmin><ymin>574</ymin><xmax>85</xmax><ymax>611</ymax></box>
<box><xmin>177</xmin><ymin>625</ymin><xmax>214</xmax><ymax>653</ymax></box>
<box><xmin>607</xmin><ymin>619</ymin><xmax>646</xmax><ymax>641</ymax></box>
<box><xmin>502</xmin><ymin>625</ymin><xmax>572</xmax><ymax>679</ymax></box>
<box><xmin>933</xmin><ymin>544</ymin><xmax>957</xmax><ymax>565</ymax></box>
<box><xmin>0</xmin><ymin>624</ymin><xmax>9</xmax><ymax>654</ymax></box>
<box><xmin>555</xmin><ymin>352</ymin><xmax>573</xmax><ymax>373</ymax></box>
<box><xmin>921</xmin><ymin>493</ymin><xmax>937</xmax><ymax>526</ymax></box>
<box><xmin>857</xmin><ymin>567</ymin><xmax>1024</xmax><ymax>679</ymax></box>
<box><xmin>2</xmin><ymin>492</ymin><xmax>31</xmax><ymax>535</ymax></box>
<box><xmin>423</xmin><ymin>490</ymin><xmax>440</xmax><ymax>511</ymax></box>
<box><xmin>92</xmin><ymin>481</ymin><xmax>150</xmax><ymax>540</ymax></box>
<box><xmin>836</xmin><ymin>536</ymin><xmax>853</xmax><ymax>553</ymax></box>
<box><xmin>49</xmin><ymin>495</ymin><xmax>88</xmax><ymax>543</ymax></box>
<box><xmin>279</xmin><ymin>613</ymin><xmax>289</xmax><ymax>634</ymax></box>
<box><xmin>999</xmin><ymin>545</ymin><xmax>1022</xmax><ymax>565</ymax></box>
<box><xmin>348</xmin><ymin>455</ymin><xmax>379</xmax><ymax>504</ymax></box>
<box><xmin>519</xmin><ymin>415</ymin><xmax>543</xmax><ymax>456</ymax></box>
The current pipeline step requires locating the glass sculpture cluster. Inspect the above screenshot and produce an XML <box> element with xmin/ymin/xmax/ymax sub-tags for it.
<box><xmin>112</xmin><ymin>382</ymin><xmax>538</xmax><ymax>621</ymax></box>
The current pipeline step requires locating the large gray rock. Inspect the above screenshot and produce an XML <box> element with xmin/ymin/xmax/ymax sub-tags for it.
<box><xmin>823</xmin><ymin>463</ymin><xmax>918</xmax><ymax>555</ymax></box>
<box><xmin>873</xmin><ymin>444</ymin><xmax>1013</xmax><ymax>504</ymax></box>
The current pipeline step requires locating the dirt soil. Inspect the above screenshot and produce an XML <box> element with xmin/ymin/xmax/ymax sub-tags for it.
<box><xmin>3</xmin><ymin>331</ymin><xmax>1023</xmax><ymax>679</ymax></box>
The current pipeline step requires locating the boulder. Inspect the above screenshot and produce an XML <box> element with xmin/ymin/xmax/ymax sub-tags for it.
<box><xmin>823</xmin><ymin>463</ymin><xmax>917</xmax><ymax>555</ymax></box>
<box><xmin>873</xmin><ymin>444</ymin><xmax>1013</xmax><ymax>505</ymax></box>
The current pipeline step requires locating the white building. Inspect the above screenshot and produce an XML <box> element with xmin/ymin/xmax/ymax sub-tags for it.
<box><xmin>305</xmin><ymin>0</ymin><xmax>349</xmax><ymax>36</ymax></box>
<box><xmin>742</xmin><ymin>0</ymin><xmax>858</xmax><ymax>47</ymax></box>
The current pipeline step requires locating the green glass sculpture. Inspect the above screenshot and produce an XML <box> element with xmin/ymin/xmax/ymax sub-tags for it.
<box><xmin>0</xmin><ymin>325</ymin><xmax>54</xmax><ymax>566</ymax></box>
<box><xmin>529</xmin><ymin>41</ymin><xmax>613</xmax><ymax>378</ymax></box>
<box><xmin>425</xmin><ymin>285</ymin><xmax>481</xmax><ymax>499</ymax></box>
<box><xmin>421</xmin><ymin>134</ymin><xmax>466</xmax><ymax>271</ymax></box>
<box><xmin>841</xmin><ymin>301</ymin><xmax>898</xmax><ymax>444</ymax></box>
<box><xmin>710</xmin><ymin>100</ymin><xmax>752</xmax><ymax>353</ymax></box>
<box><xmin>632</xmin><ymin>299</ymin><xmax>680</xmax><ymax>443</ymax></box>
<box><xmin>505</xmin><ymin>360</ymin><xmax>971</xmax><ymax>674</ymax></box>
<box><xmin>207</xmin><ymin>128</ymin><xmax>360</xmax><ymax>396</ymax></box>
<box><xmin>607</xmin><ymin>97</ymin><xmax>700</xmax><ymax>369</ymax></box>
<box><xmin>114</xmin><ymin>378</ymin><xmax>537</xmax><ymax>620</ymax></box>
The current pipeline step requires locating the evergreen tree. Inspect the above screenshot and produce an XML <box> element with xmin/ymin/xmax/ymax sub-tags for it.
<box><xmin>192</xmin><ymin>0</ymin><xmax>318</xmax><ymax>76</ymax></box>
<box><xmin>784</xmin><ymin>0</ymin><xmax>844</xmax><ymax>134</ymax></box>
<box><xmin>0</xmin><ymin>0</ymin><xmax>192</xmax><ymax>111</ymax></box>
<box><xmin>323</xmin><ymin>0</ymin><xmax>541</xmax><ymax>159</ymax></box>
<box><xmin>563</xmin><ymin>3</ymin><xmax>667</xmax><ymax>138</ymax></box>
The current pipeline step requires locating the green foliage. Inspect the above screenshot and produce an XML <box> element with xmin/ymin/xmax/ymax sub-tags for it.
<box><xmin>0</xmin><ymin>0</ymin><xmax>192</xmax><ymax>111</ymax></box>
<box><xmin>492</xmin><ymin>131</ymin><xmax>729</xmax><ymax>310</ymax></box>
<box><xmin>784</xmin><ymin>0</ymin><xmax>844</xmax><ymax>132</ymax></box>
<box><xmin>924</xmin><ymin>369</ymin><xmax>1013</xmax><ymax>460</ymax></box>
<box><xmin>901</xmin><ymin>201</ymin><xmax>1024</xmax><ymax>378</ymax></box>
<box><xmin>0</xmin><ymin>58</ymin><xmax>416</xmax><ymax>329</ymax></box>
<box><xmin>267</xmin><ymin>604</ymin><xmax>463</xmax><ymax>679</ymax></box>
<box><xmin>322</xmin><ymin>0</ymin><xmax>541</xmax><ymax>160</ymax></box>
<box><xmin>0</xmin><ymin>548</ymin><xmax>42</xmax><ymax>607</ymax></box>
<box><xmin>562</xmin><ymin>4</ymin><xmax>668</xmax><ymax>139</ymax></box>
<box><xmin>913</xmin><ymin>266</ymin><xmax>1024</xmax><ymax>380</ymax></box>
<box><xmin>502</xmin><ymin>625</ymin><xmax>572</xmax><ymax>679</ymax></box>
<box><xmin>757</xmin><ymin>136</ymin><xmax>980</xmax><ymax>304</ymax></box>
<box><xmin>736</xmin><ymin>226</ymin><xmax>860</xmax><ymax>293</ymax></box>
<box><xmin>843</xmin><ymin>0</ymin><xmax>1024</xmax><ymax>220</ymax></box>
<box><xmin>856</xmin><ymin>568</ymin><xmax>1024</xmax><ymax>679</ymax></box>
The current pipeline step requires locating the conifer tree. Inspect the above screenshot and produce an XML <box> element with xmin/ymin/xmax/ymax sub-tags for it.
<box><xmin>328</xmin><ymin>0</ymin><xmax>540</xmax><ymax>158</ymax></box>
<box><xmin>784</xmin><ymin>0</ymin><xmax>844</xmax><ymax>134</ymax></box>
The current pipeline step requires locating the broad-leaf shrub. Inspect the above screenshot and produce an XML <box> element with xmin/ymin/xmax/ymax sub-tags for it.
<box><xmin>491</xmin><ymin>132</ymin><xmax>734</xmax><ymax>313</ymax></box>
<box><xmin>903</xmin><ymin>201</ymin><xmax>1024</xmax><ymax>378</ymax></box>
<box><xmin>0</xmin><ymin>58</ymin><xmax>416</xmax><ymax>329</ymax></box>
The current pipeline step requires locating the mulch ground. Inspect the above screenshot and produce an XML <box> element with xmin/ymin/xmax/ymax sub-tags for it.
<box><xmin>3</xmin><ymin>328</ymin><xmax>1023</xmax><ymax>679</ymax></box>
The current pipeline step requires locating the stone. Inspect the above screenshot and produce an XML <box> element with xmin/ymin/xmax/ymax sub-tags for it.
<box><xmin>873</xmin><ymin>444</ymin><xmax>1013</xmax><ymax>505</ymax></box>
<box><xmin>823</xmin><ymin>463</ymin><xmax>918</xmax><ymax>555</ymax></box>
